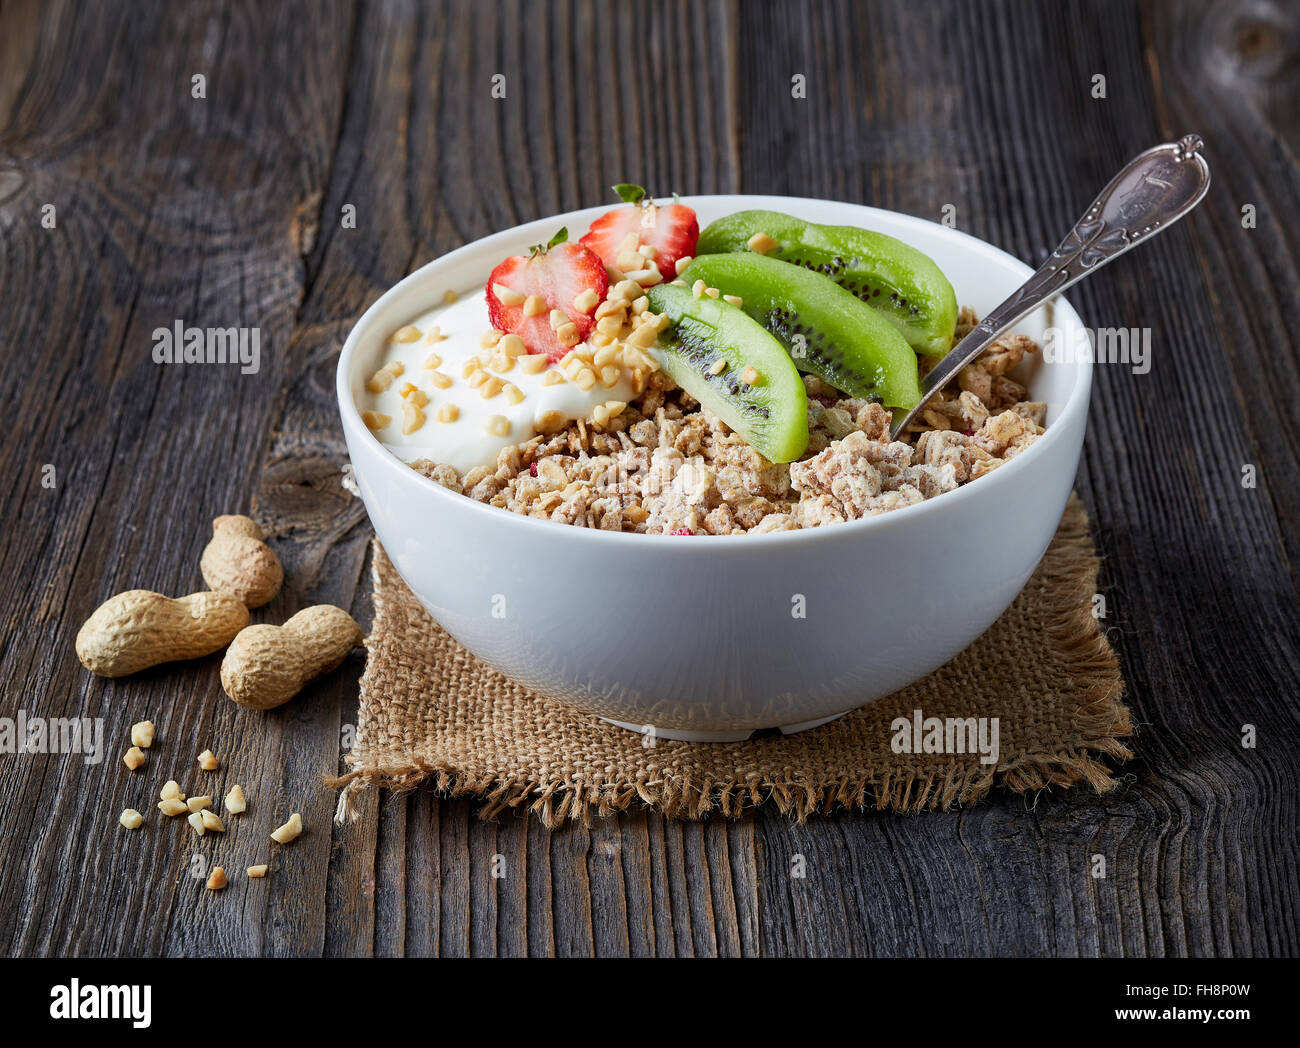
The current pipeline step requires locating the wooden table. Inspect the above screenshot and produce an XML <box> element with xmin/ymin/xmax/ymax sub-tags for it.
<box><xmin>1</xmin><ymin>0</ymin><xmax>1296</xmax><ymax>958</ymax></box>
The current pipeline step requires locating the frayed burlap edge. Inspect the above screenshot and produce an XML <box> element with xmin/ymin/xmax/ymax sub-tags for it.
<box><xmin>330</xmin><ymin>496</ymin><xmax>1131</xmax><ymax>827</ymax></box>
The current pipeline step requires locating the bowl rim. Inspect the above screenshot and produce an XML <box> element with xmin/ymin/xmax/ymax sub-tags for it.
<box><xmin>336</xmin><ymin>194</ymin><xmax>1092</xmax><ymax>550</ymax></box>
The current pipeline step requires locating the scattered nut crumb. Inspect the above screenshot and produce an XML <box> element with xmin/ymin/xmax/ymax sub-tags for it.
<box><xmin>160</xmin><ymin>780</ymin><xmax>185</xmax><ymax>801</ymax></box>
<box><xmin>200</xmin><ymin>810</ymin><xmax>225</xmax><ymax>833</ymax></box>
<box><xmin>186</xmin><ymin>795</ymin><xmax>213</xmax><ymax>813</ymax></box>
<box><xmin>130</xmin><ymin>720</ymin><xmax>155</xmax><ymax>748</ymax></box>
<box><xmin>197</xmin><ymin>749</ymin><xmax>219</xmax><ymax>771</ymax></box>
<box><xmin>247</xmin><ymin>864</ymin><xmax>269</xmax><ymax>878</ymax></box>
<box><xmin>224</xmin><ymin>785</ymin><xmax>247</xmax><ymax>815</ymax></box>
<box><xmin>747</xmin><ymin>232</ymin><xmax>778</xmax><ymax>254</ymax></box>
<box><xmin>206</xmin><ymin>867</ymin><xmax>228</xmax><ymax>890</ymax></box>
<box><xmin>119</xmin><ymin>809</ymin><xmax>142</xmax><ymax>830</ymax></box>
<box><xmin>270</xmin><ymin>812</ymin><xmax>303</xmax><ymax>845</ymax></box>
<box><xmin>123</xmin><ymin>746</ymin><xmax>146</xmax><ymax>771</ymax></box>
<box><xmin>158</xmin><ymin>798</ymin><xmax>188</xmax><ymax>816</ymax></box>
<box><xmin>187</xmin><ymin>812</ymin><xmax>206</xmax><ymax>836</ymax></box>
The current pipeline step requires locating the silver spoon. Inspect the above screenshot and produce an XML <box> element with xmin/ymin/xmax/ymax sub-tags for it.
<box><xmin>889</xmin><ymin>135</ymin><xmax>1211</xmax><ymax>438</ymax></box>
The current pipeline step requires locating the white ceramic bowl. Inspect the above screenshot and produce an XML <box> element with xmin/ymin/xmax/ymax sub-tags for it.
<box><xmin>338</xmin><ymin>196</ymin><xmax>1091</xmax><ymax>741</ymax></box>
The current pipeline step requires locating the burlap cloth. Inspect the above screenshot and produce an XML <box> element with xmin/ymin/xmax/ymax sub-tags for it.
<box><xmin>332</xmin><ymin>494</ymin><xmax>1131</xmax><ymax>826</ymax></box>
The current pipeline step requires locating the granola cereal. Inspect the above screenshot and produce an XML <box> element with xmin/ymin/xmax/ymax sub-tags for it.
<box><xmin>411</xmin><ymin>306</ymin><xmax>1046</xmax><ymax>534</ymax></box>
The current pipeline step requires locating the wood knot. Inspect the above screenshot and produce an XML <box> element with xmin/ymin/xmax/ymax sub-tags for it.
<box><xmin>1224</xmin><ymin>6</ymin><xmax>1297</xmax><ymax>80</ymax></box>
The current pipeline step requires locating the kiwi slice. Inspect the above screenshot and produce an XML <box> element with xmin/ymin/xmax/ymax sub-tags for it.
<box><xmin>678</xmin><ymin>253</ymin><xmax>921</xmax><ymax>410</ymax></box>
<box><xmin>646</xmin><ymin>284</ymin><xmax>808</xmax><ymax>464</ymax></box>
<box><xmin>697</xmin><ymin>209</ymin><xmax>958</xmax><ymax>357</ymax></box>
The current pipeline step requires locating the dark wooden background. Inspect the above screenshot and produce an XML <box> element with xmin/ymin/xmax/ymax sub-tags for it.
<box><xmin>0</xmin><ymin>0</ymin><xmax>1296</xmax><ymax>958</ymax></box>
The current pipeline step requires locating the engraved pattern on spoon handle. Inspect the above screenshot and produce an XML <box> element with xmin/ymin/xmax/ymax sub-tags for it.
<box><xmin>890</xmin><ymin>135</ymin><xmax>1210</xmax><ymax>437</ymax></box>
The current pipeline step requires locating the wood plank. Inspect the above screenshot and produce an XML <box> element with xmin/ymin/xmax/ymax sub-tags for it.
<box><xmin>0</xmin><ymin>0</ymin><xmax>354</xmax><ymax>957</ymax></box>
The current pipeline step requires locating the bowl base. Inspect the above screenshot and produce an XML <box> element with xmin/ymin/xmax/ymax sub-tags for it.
<box><xmin>598</xmin><ymin>710</ymin><xmax>850</xmax><ymax>744</ymax></box>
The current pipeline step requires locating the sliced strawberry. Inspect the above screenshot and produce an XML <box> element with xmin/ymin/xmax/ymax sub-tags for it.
<box><xmin>485</xmin><ymin>229</ymin><xmax>608</xmax><ymax>363</ymax></box>
<box><xmin>579</xmin><ymin>184</ymin><xmax>699</xmax><ymax>281</ymax></box>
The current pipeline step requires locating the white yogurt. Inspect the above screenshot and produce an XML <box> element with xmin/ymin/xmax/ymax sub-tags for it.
<box><xmin>357</xmin><ymin>292</ymin><xmax>642</xmax><ymax>473</ymax></box>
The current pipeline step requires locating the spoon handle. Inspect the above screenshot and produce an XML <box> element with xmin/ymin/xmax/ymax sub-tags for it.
<box><xmin>889</xmin><ymin>135</ymin><xmax>1211</xmax><ymax>438</ymax></box>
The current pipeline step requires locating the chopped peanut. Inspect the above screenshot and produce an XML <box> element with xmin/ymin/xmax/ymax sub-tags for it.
<box><xmin>365</xmin><ymin>361</ymin><xmax>403</xmax><ymax>393</ymax></box>
<box><xmin>573</xmin><ymin>288</ymin><xmax>600</xmax><ymax>313</ymax></box>
<box><xmin>187</xmin><ymin>812</ymin><xmax>206</xmax><ymax>837</ymax></box>
<box><xmin>200</xmin><ymin>810</ymin><xmax>226</xmax><ymax>833</ymax></box>
<box><xmin>626</xmin><ymin>324</ymin><xmax>658</xmax><ymax>348</ymax></box>
<box><xmin>746</xmin><ymin>232</ymin><xmax>778</xmax><ymax>254</ymax></box>
<box><xmin>158</xmin><ymin>798</ymin><xmax>188</xmax><ymax>817</ymax></box>
<box><xmin>206</xmin><ymin>867</ymin><xmax>228</xmax><ymax>891</ymax></box>
<box><xmin>523</xmin><ymin>294</ymin><xmax>547</xmax><ymax>317</ymax></box>
<box><xmin>130</xmin><ymin>720</ymin><xmax>155</xmax><ymax>749</ymax></box>
<box><xmin>362</xmin><ymin>411</ymin><xmax>390</xmax><ymax>430</ymax></box>
<box><xmin>519</xmin><ymin>354</ymin><xmax>547</xmax><ymax>374</ymax></box>
<box><xmin>225</xmin><ymin>785</ymin><xmax>247</xmax><ymax>814</ymax></box>
<box><xmin>247</xmin><ymin>864</ymin><xmax>269</xmax><ymax>878</ymax></box>
<box><xmin>197</xmin><ymin>749</ymin><xmax>219</xmax><ymax>771</ymax></box>
<box><xmin>535</xmin><ymin>409</ymin><xmax>568</xmax><ymax>434</ymax></box>
<box><xmin>161</xmin><ymin>780</ymin><xmax>185</xmax><ymax>802</ymax></box>
<box><xmin>270</xmin><ymin>812</ymin><xmax>303</xmax><ymax>845</ymax></box>
<box><xmin>123</xmin><ymin>747</ymin><xmax>146</xmax><ymax>771</ymax></box>
<box><xmin>401</xmin><ymin>400</ymin><xmax>425</xmax><ymax>434</ymax></box>
<box><xmin>492</xmin><ymin>283</ymin><xmax>525</xmax><ymax>307</ymax></box>
<box><xmin>390</xmin><ymin>325</ymin><xmax>422</xmax><ymax>343</ymax></box>
<box><xmin>498</xmin><ymin>334</ymin><xmax>527</xmax><ymax>358</ymax></box>
<box><xmin>119</xmin><ymin>809</ymin><xmax>143</xmax><ymax>830</ymax></box>
<box><xmin>186</xmin><ymin>795</ymin><xmax>213</xmax><ymax>813</ymax></box>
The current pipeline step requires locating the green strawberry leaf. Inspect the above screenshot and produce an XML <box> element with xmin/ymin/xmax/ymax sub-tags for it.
<box><xmin>613</xmin><ymin>183</ymin><xmax>647</xmax><ymax>206</ymax></box>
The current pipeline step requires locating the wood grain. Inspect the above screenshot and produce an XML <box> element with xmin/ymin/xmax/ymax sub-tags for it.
<box><xmin>0</xmin><ymin>0</ymin><xmax>1295</xmax><ymax>958</ymax></box>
